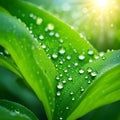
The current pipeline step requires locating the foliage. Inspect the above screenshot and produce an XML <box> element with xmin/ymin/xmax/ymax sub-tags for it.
<box><xmin>0</xmin><ymin>0</ymin><xmax>120</xmax><ymax>120</ymax></box>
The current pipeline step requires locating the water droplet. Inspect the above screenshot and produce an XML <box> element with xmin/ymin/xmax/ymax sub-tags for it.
<box><xmin>66</xmin><ymin>55</ymin><xmax>71</xmax><ymax>60</ymax></box>
<box><xmin>87</xmin><ymin>67</ymin><xmax>92</xmax><ymax>73</ymax></box>
<box><xmin>39</xmin><ymin>35</ymin><xmax>44</xmax><ymax>40</ymax></box>
<box><xmin>88</xmin><ymin>49</ymin><xmax>94</xmax><ymax>55</ymax></box>
<box><xmin>59</xmin><ymin>39</ymin><xmax>64</xmax><ymax>43</ymax></box>
<box><xmin>91</xmin><ymin>71</ymin><xmax>97</xmax><ymax>77</ymax></box>
<box><xmin>52</xmin><ymin>53</ymin><xmax>58</xmax><ymax>59</ymax></box>
<box><xmin>41</xmin><ymin>44</ymin><xmax>46</xmax><ymax>49</ymax></box>
<box><xmin>62</xmin><ymin>80</ymin><xmax>66</xmax><ymax>84</ymax></box>
<box><xmin>64</xmin><ymin>69</ymin><xmax>68</xmax><ymax>73</ymax></box>
<box><xmin>59</xmin><ymin>117</ymin><xmax>63</xmax><ymax>120</ymax></box>
<box><xmin>68</xmin><ymin>65</ymin><xmax>71</xmax><ymax>68</ymax></box>
<box><xmin>88</xmin><ymin>80</ymin><xmax>91</xmax><ymax>84</ymax></box>
<box><xmin>59</xmin><ymin>48</ymin><xmax>66</xmax><ymax>55</ymax></box>
<box><xmin>74</xmin><ymin>62</ymin><xmax>78</xmax><ymax>67</ymax></box>
<box><xmin>70</xmin><ymin>91</ymin><xmax>74</xmax><ymax>95</ymax></box>
<box><xmin>68</xmin><ymin>77</ymin><xmax>72</xmax><ymax>81</ymax></box>
<box><xmin>85</xmin><ymin>75</ymin><xmax>88</xmax><ymax>79</ymax></box>
<box><xmin>57</xmin><ymin>91</ymin><xmax>61</xmax><ymax>96</ymax></box>
<box><xmin>72</xmin><ymin>97</ymin><xmax>75</xmax><ymax>101</ymax></box>
<box><xmin>94</xmin><ymin>55</ymin><xmax>99</xmax><ymax>60</ymax></box>
<box><xmin>49</xmin><ymin>31</ymin><xmax>54</xmax><ymax>36</ymax></box>
<box><xmin>55</xmin><ymin>33</ymin><xmax>60</xmax><ymax>38</ymax></box>
<box><xmin>66</xmin><ymin>106</ymin><xmax>69</xmax><ymax>110</ymax></box>
<box><xmin>29</xmin><ymin>13</ymin><xmax>36</xmax><ymax>19</ymax></box>
<box><xmin>57</xmin><ymin>83</ymin><xmax>63</xmax><ymax>89</ymax></box>
<box><xmin>79</xmin><ymin>69</ymin><xmax>84</xmax><ymax>74</ymax></box>
<box><xmin>56</xmin><ymin>76</ymin><xmax>60</xmax><ymax>80</ymax></box>
<box><xmin>99</xmin><ymin>52</ymin><xmax>104</xmax><ymax>57</ymax></box>
<box><xmin>89</xmin><ymin>59</ymin><xmax>93</xmax><ymax>63</ymax></box>
<box><xmin>47</xmin><ymin>23</ymin><xmax>54</xmax><ymax>30</ymax></box>
<box><xmin>59</xmin><ymin>61</ymin><xmax>63</xmax><ymax>64</ymax></box>
<box><xmin>78</xmin><ymin>55</ymin><xmax>85</xmax><ymax>60</ymax></box>
<box><xmin>36</xmin><ymin>17</ymin><xmax>43</xmax><ymax>25</ymax></box>
<box><xmin>80</xmin><ymin>87</ymin><xmax>84</xmax><ymax>92</ymax></box>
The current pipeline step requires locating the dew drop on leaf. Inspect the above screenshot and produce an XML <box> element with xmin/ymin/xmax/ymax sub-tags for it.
<box><xmin>57</xmin><ymin>83</ymin><xmax>63</xmax><ymax>90</ymax></box>
<box><xmin>59</xmin><ymin>117</ymin><xmax>63</xmax><ymax>120</ymax></box>
<box><xmin>79</xmin><ymin>69</ymin><xmax>84</xmax><ymax>74</ymax></box>
<box><xmin>39</xmin><ymin>35</ymin><xmax>44</xmax><ymax>40</ymax></box>
<box><xmin>41</xmin><ymin>44</ymin><xmax>46</xmax><ymax>49</ymax></box>
<box><xmin>66</xmin><ymin>55</ymin><xmax>71</xmax><ymax>60</ymax></box>
<box><xmin>88</xmin><ymin>80</ymin><xmax>91</xmax><ymax>84</ymax></box>
<box><xmin>80</xmin><ymin>87</ymin><xmax>85</xmax><ymax>92</ymax></box>
<box><xmin>91</xmin><ymin>71</ymin><xmax>97</xmax><ymax>77</ymax></box>
<box><xmin>36</xmin><ymin>17</ymin><xmax>43</xmax><ymax>25</ymax></box>
<box><xmin>49</xmin><ymin>31</ymin><xmax>54</xmax><ymax>36</ymax></box>
<box><xmin>88</xmin><ymin>49</ymin><xmax>94</xmax><ymax>55</ymax></box>
<box><xmin>57</xmin><ymin>91</ymin><xmax>61</xmax><ymax>96</ymax></box>
<box><xmin>72</xmin><ymin>97</ymin><xmax>75</xmax><ymax>101</ymax></box>
<box><xmin>78</xmin><ymin>55</ymin><xmax>85</xmax><ymax>60</ymax></box>
<box><xmin>68</xmin><ymin>77</ymin><xmax>73</xmax><ymax>81</ymax></box>
<box><xmin>59</xmin><ymin>48</ymin><xmax>66</xmax><ymax>55</ymax></box>
<box><xmin>70</xmin><ymin>91</ymin><xmax>74</xmax><ymax>95</ymax></box>
<box><xmin>66</xmin><ymin>106</ymin><xmax>69</xmax><ymax>110</ymax></box>
<box><xmin>55</xmin><ymin>33</ymin><xmax>60</xmax><ymax>38</ymax></box>
<box><xmin>52</xmin><ymin>53</ymin><xmax>58</xmax><ymax>59</ymax></box>
<box><xmin>74</xmin><ymin>62</ymin><xmax>78</xmax><ymax>67</ymax></box>
<box><xmin>47</xmin><ymin>23</ymin><xmax>54</xmax><ymax>30</ymax></box>
<box><xmin>87</xmin><ymin>67</ymin><xmax>92</xmax><ymax>73</ymax></box>
<box><xmin>62</xmin><ymin>80</ymin><xmax>66</xmax><ymax>84</ymax></box>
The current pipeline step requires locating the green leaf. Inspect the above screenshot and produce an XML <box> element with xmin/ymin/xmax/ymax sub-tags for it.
<box><xmin>0</xmin><ymin>9</ymin><xmax>56</xmax><ymax>120</ymax></box>
<box><xmin>0</xmin><ymin>0</ymin><xmax>120</xmax><ymax>120</ymax></box>
<box><xmin>0</xmin><ymin>99</ymin><xmax>38</xmax><ymax>120</ymax></box>
<box><xmin>0</xmin><ymin>54</ymin><xmax>22</xmax><ymax>77</ymax></box>
<box><xmin>68</xmin><ymin>50</ymin><xmax>120</xmax><ymax>120</ymax></box>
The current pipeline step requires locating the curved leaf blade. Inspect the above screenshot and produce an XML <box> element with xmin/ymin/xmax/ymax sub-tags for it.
<box><xmin>68</xmin><ymin>50</ymin><xmax>120</xmax><ymax>120</ymax></box>
<box><xmin>0</xmin><ymin>99</ymin><xmax>38</xmax><ymax>120</ymax></box>
<box><xmin>0</xmin><ymin>10</ymin><xmax>56</xmax><ymax>119</ymax></box>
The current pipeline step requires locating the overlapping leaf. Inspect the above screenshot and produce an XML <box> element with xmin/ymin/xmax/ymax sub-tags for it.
<box><xmin>0</xmin><ymin>99</ymin><xmax>38</xmax><ymax>120</ymax></box>
<box><xmin>0</xmin><ymin>0</ymin><xmax>120</xmax><ymax>120</ymax></box>
<box><xmin>0</xmin><ymin>9</ymin><xmax>56</xmax><ymax>120</ymax></box>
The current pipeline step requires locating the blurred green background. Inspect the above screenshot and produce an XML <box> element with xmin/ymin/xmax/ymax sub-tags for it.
<box><xmin>0</xmin><ymin>0</ymin><xmax>120</xmax><ymax>120</ymax></box>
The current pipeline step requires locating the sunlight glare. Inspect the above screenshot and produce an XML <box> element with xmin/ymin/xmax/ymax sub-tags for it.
<box><xmin>94</xmin><ymin>0</ymin><xmax>107</xmax><ymax>9</ymax></box>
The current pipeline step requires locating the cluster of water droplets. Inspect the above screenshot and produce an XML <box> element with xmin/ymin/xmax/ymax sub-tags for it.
<box><xmin>27</xmin><ymin>13</ymin><xmax>110</xmax><ymax>120</ymax></box>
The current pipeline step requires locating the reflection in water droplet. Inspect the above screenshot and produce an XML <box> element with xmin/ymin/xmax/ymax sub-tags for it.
<box><xmin>49</xmin><ymin>31</ymin><xmax>54</xmax><ymax>36</ymax></box>
<box><xmin>59</xmin><ymin>117</ymin><xmax>63</xmax><ymax>120</ymax></box>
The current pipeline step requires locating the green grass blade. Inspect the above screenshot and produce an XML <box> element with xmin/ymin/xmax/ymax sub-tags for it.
<box><xmin>68</xmin><ymin>50</ymin><xmax>120</xmax><ymax>120</ymax></box>
<box><xmin>0</xmin><ymin>10</ymin><xmax>56</xmax><ymax>119</ymax></box>
<box><xmin>0</xmin><ymin>99</ymin><xmax>38</xmax><ymax>120</ymax></box>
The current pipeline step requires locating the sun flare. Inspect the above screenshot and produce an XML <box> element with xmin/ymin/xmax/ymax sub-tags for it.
<box><xmin>93</xmin><ymin>0</ymin><xmax>107</xmax><ymax>9</ymax></box>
